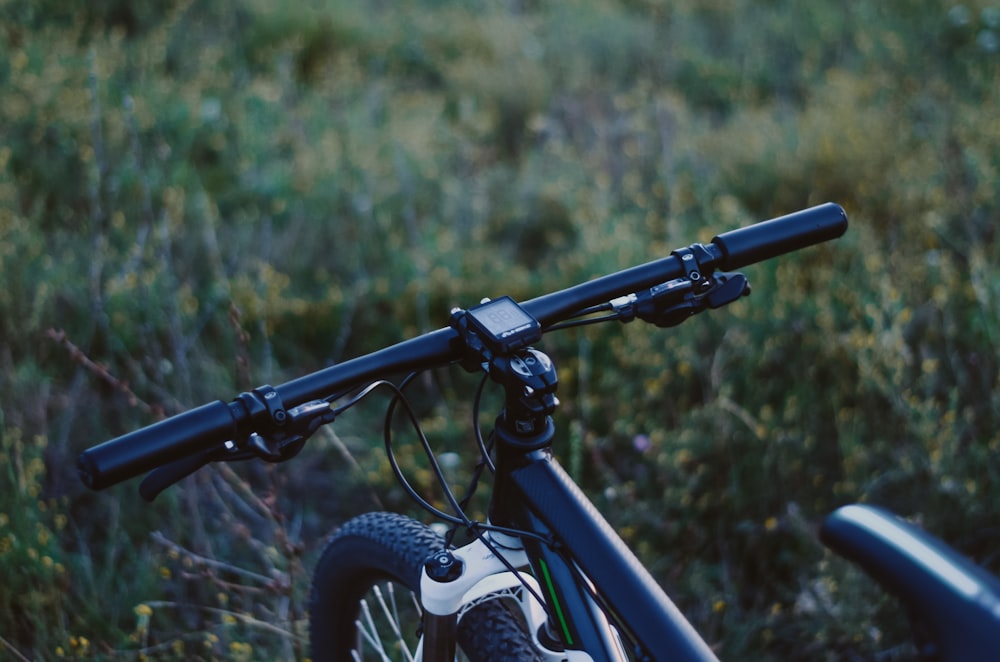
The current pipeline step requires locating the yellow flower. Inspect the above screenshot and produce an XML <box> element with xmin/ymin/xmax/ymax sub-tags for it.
<box><xmin>134</xmin><ymin>603</ymin><xmax>153</xmax><ymax>617</ymax></box>
<box><xmin>229</xmin><ymin>641</ymin><xmax>253</xmax><ymax>660</ymax></box>
<box><xmin>11</xmin><ymin>51</ymin><xmax>28</xmax><ymax>72</ymax></box>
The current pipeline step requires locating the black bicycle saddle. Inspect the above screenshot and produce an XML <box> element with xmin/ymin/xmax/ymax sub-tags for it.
<box><xmin>820</xmin><ymin>504</ymin><xmax>1000</xmax><ymax>661</ymax></box>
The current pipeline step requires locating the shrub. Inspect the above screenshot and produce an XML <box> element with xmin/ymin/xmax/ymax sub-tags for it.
<box><xmin>3</xmin><ymin>0</ymin><xmax>1000</xmax><ymax>659</ymax></box>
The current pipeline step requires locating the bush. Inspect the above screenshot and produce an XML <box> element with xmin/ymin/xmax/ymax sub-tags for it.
<box><xmin>2</xmin><ymin>0</ymin><xmax>999</xmax><ymax>659</ymax></box>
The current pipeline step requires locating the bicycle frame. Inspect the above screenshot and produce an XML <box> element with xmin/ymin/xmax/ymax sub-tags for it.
<box><xmin>75</xmin><ymin>203</ymin><xmax>852</xmax><ymax>660</ymax></box>
<box><xmin>419</xmin><ymin>426</ymin><xmax>719</xmax><ymax>662</ymax></box>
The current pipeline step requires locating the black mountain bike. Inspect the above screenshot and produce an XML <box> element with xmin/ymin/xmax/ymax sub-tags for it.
<box><xmin>78</xmin><ymin>203</ymin><xmax>1000</xmax><ymax>661</ymax></box>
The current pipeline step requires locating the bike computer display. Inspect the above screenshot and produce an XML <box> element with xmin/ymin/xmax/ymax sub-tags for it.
<box><xmin>464</xmin><ymin>296</ymin><xmax>541</xmax><ymax>355</ymax></box>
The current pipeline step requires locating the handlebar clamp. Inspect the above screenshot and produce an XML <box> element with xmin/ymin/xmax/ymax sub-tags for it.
<box><xmin>670</xmin><ymin>245</ymin><xmax>712</xmax><ymax>291</ymax></box>
<box><xmin>247</xmin><ymin>385</ymin><xmax>288</xmax><ymax>427</ymax></box>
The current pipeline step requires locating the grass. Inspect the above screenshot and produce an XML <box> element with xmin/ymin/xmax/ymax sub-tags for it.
<box><xmin>1</xmin><ymin>0</ymin><xmax>999</xmax><ymax>659</ymax></box>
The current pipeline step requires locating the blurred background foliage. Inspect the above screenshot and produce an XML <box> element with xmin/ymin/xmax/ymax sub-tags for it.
<box><xmin>1</xmin><ymin>0</ymin><xmax>999</xmax><ymax>658</ymax></box>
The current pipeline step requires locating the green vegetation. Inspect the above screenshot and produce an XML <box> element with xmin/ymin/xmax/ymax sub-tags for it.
<box><xmin>2</xmin><ymin>0</ymin><xmax>999</xmax><ymax>659</ymax></box>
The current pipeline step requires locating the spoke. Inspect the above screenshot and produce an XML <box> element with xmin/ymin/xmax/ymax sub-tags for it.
<box><xmin>410</xmin><ymin>589</ymin><xmax>422</xmax><ymax>617</ymax></box>
<box><xmin>373</xmin><ymin>585</ymin><xmax>415</xmax><ymax>662</ymax></box>
<box><xmin>386</xmin><ymin>583</ymin><xmax>402</xmax><ymax>632</ymax></box>
<box><xmin>387</xmin><ymin>584</ymin><xmax>419</xmax><ymax>661</ymax></box>
<box><xmin>357</xmin><ymin>600</ymin><xmax>392</xmax><ymax>662</ymax></box>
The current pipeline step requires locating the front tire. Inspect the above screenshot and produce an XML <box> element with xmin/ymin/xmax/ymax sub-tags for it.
<box><xmin>309</xmin><ymin>512</ymin><xmax>543</xmax><ymax>661</ymax></box>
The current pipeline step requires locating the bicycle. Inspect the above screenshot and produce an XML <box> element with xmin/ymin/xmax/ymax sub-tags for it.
<box><xmin>78</xmin><ymin>202</ymin><xmax>1000</xmax><ymax>661</ymax></box>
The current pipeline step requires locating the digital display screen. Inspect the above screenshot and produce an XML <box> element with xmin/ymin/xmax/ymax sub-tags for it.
<box><xmin>471</xmin><ymin>297</ymin><xmax>535</xmax><ymax>337</ymax></box>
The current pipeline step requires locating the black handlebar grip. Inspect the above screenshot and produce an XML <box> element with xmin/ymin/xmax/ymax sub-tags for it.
<box><xmin>711</xmin><ymin>202</ymin><xmax>848</xmax><ymax>270</ymax></box>
<box><xmin>77</xmin><ymin>400</ymin><xmax>240</xmax><ymax>490</ymax></box>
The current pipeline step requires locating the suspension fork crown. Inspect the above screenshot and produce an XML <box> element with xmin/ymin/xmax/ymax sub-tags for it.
<box><xmin>420</xmin><ymin>535</ymin><xmax>569</xmax><ymax>660</ymax></box>
<box><xmin>419</xmin><ymin>535</ymin><xmax>530</xmax><ymax>616</ymax></box>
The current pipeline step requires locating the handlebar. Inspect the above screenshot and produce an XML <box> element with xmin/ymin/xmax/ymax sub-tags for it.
<box><xmin>76</xmin><ymin>400</ymin><xmax>241</xmax><ymax>489</ymax></box>
<box><xmin>78</xmin><ymin>203</ymin><xmax>847</xmax><ymax>491</ymax></box>
<box><xmin>711</xmin><ymin>204</ymin><xmax>848</xmax><ymax>269</ymax></box>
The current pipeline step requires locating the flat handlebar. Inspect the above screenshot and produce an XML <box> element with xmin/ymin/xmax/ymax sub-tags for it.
<box><xmin>78</xmin><ymin>203</ymin><xmax>847</xmax><ymax>491</ymax></box>
<box><xmin>712</xmin><ymin>203</ymin><xmax>849</xmax><ymax>269</ymax></box>
<box><xmin>77</xmin><ymin>400</ymin><xmax>241</xmax><ymax>489</ymax></box>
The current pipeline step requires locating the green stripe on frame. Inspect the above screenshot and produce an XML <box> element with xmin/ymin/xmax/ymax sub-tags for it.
<box><xmin>537</xmin><ymin>557</ymin><xmax>574</xmax><ymax>646</ymax></box>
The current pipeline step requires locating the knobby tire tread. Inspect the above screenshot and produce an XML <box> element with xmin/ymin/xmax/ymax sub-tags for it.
<box><xmin>309</xmin><ymin>511</ymin><xmax>542</xmax><ymax>662</ymax></box>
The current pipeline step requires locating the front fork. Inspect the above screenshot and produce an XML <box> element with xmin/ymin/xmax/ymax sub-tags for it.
<box><xmin>419</xmin><ymin>533</ymin><xmax>565</xmax><ymax>661</ymax></box>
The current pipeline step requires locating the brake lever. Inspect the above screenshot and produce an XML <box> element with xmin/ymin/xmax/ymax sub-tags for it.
<box><xmin>138</xmin><ymin>445</ymin><xmax>242</xmax><ymax>501</ymax></box>
<box><xmin>138</xmin><ymin>400</ymin><xmax>336</xmax><ymax>501</ymax></box>
<box><xmin>706</xmin><ymin>272</ymin><xmax>751</xmax><ymax>308</ymax></box>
